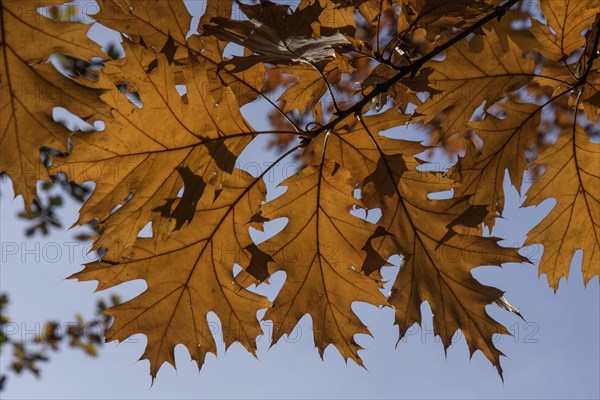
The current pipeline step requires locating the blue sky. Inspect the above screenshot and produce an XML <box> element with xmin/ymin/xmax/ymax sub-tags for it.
<box><xmin>1</xmin><ymin>1</ymin><xmax>599</xmax><ymax>398</ymax></box>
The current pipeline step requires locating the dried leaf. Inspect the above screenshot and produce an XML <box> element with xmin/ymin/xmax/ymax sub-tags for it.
<box><xmin>402</xmin><ymin>0</ymin><xmax>495</xmax><ymax>41</ymax></box>
<box><xmin>3</xmin><ymin>0</ymin><xmax>599</xmax><ymax>382</ymax></box>
<box><xmin>531</xmin><ymin>0</ymin><xmax>600</xmax><ymax>62</ymax></box>
<box><xmin>260</xmin><ymin>160</ymin><xmax>387</xmax><ymax>365</ymax></box>
<box><xmin>50</xmin><ymin>41</ymin><xmax>257</xmax><ymax>260</ymax></box>
<box><xmin>362</xmin><ymin>153</ymin><xmax>526</xmax><ymax>377</ymax></box>
<box><xmin>524</xmin><ymin>126</ymin><xmax>600</xmax><ymax>289</ymax></box>
<box><xmin>201</xmin><ymin>1</ymin><xmax>350</xmax><ymax>73</ymax></box>
<box><xmin>0</xmin><ymin>1</ymin><xmax>103</xmax><ymax>205</ymax></box>
<box><xmin>70</xmin><ymin>170</ymin><xmax>270</xmax><ymax>378</ymax></box>
<box><xmin>277</xmin><ymin>58</ymin><xmax>352</xmax><ymax>114</ymax></box>
<box><xmin>451</xmin><ymin>101</ymin><xmax>541</xmax><ymax>217</ymax></box>
<box><xmin>404</xmin><ymin>29</ymin><xmax>535</xmax><ymax>136</ymax></box>
<box><xmin>95</xmin><ymin>0</ymin><xmax>192</xmax><ymax>54</ymax></box>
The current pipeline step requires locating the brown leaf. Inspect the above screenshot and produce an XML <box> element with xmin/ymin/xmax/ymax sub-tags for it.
<box><xmin>531</xmin><ymin>0</ymin><xmax>600</xmax><ymax>62</ymax></box>
<box><xmin>364</xmin><ymin>64</ymin><xmax>421</xmax><ymax>112</ymax></box>
<box><xmin>305</xmin><ymin>108</ymin><xmax>419</xmax><ymax>183</ymax></box>
<box><xmin>5</xmin><ymin>0</ymin><xmax>598</xmax><ymax>382</ymax></box>
<box><xmin>260</xmin><ymin>160</ymin><xmax>388</xmax><ymax>365</ymax></box>
<box><xmin>69</xmin><ymin>169</ymin><xmax>270</xmax><ymax>378</ymax></box>
<box><xmin>201</xmin><ymin>1</ymin><xmax>351</xmax><ymax>73</ymax></box>
<box><xmin>450</xmin><ymin>101</ymin><xmax>542</xmax><ymax>218</ymax></box>
<box><xmin>402</xmin><ymin>0</ymin><xmax>496</xmax><ymax>41</ymax></box>
<box><xmin>95</xmin><ymin>0</ymin><xmax>192</xmax><ymax>55</ymax></box>
<box><xmin>277</xmin><ymin>58</ymin><xmax>352</xmax><ymax>114</ymax></box>
<box><xmin>581</xmin><ymin>60</ymin><xmax>600</xmax><ymax>124</ymax></box>
<box><xmin>362</xmin><ymin>153</ymin><xmax>526</xmax><ymax>377</ymax></box>
<box><xmin>311</xmin><ymin>0</ymin><xmax>356</xmax><ymax>35</ymax></box>
<box><xmin>50</xmin><ymin>41</ymin><xmax>258</xmax><ymax>260</ymax></box>
<box><xmin>0</xmin><ymin>1</ymin><xmax>103</xmax><ymax>206</ymax></box>
<box><xmin>524</xmin><ymin>126</ymin><xmax>600</xmax><ymax>289</ymax></box>
<box><xmin>351</xmin><ymin>0</ymin><xmax>390</xmax><ymax>24</ymax></box>
<box><xmin>404</xmin><ymin>29</ymin><xmax>535</xmax><ymax>137</ymax></box>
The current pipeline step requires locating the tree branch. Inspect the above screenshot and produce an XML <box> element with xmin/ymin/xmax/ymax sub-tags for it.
<box><xmin>309</xmin><ymin>0</ymin><xmax>520</xmax><ymax>137</ymax></box>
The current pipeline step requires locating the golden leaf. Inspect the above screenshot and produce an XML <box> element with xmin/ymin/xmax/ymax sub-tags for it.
<box><xmin>277</xmin><ymin>58</ymin><xmax>352</xmax><ymax>114</ymax></box>
<box><xmin>404</xmin><ymin>29</ymin><xmax>535</xmax><ymax>136</ymax></box>
<box><xmin>201</xmin><ymin>1</ymin><xmax>350</xmax><ymax>73</ymax></box>
<box><xmin>401</xmin><ymin>0</ymin><xmax>495</xmax><ymax>41</ymax></box>
<box><xmin>3</xmin><ymin>0</ymin><xmax>599</xmax><ymax>382</ymax></box>
<box><xmin>70</xmin><ymin>169</ymin><xmax>270</xmax><ymax>378</ymax></box>
<box><xmin>260</xmin><ymin>160</ymin><xmax>388</xmax><ymax>365</ymax></box>
<box><xmin>450</xmin><ymin>101</ymin><xmax>541</xmax><ymax>217</ymax></box>
<box><xmin>0</xmin><ymin>1</ymin><xmax>103</xmax><ymax>205</ymax></box>
<box><xmin>50</xmin><ymin>41</ymin><xmax>261</xmax><ymax>260</ymax></box>
<box><xmin>531</xmin><ymin>0</ymin><xmax>600</xmax><ymax>62</ymax></box>
<box><xmin>362</xmin><ymin>152</ymin><xmax>526</xmax><ymax>377</ymax></box>
<box><xmin>524</xmin><ymin>125</ymin><xmax>600</xmax><ymax>289</ymax></box>
<box><xmin>307</xmin><ymin>110</ymin><xmax>525</xmax><ymax>374</ymax></box>
<box><xmin>95</xmin><ymin>0</ymin><xmax>192</xmax><ymax>54</ymax></box>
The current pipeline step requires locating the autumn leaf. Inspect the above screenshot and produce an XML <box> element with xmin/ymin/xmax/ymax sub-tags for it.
<box><xmin>276</xmin><ymin>58</ymin><xmax>352</xmax><ymax>114</ymax></box>
<box><xmin>2</xmin><ymin>0</ymin><xmax>599</xmax><ymax>383</ymax></box>
<box><xmin>531</xmin><ymin>0</ymin><xmax>600</xmax><ymax>62</ymax></box>
<box><xmin>349</xmin><ymin>0</ymin><xmax>389</xmax><ymax>24</ymax></box>
<box><xmin>305</xmin><ymin>108</ymin><xmax>419</xmax><ymax>183</ymax></box>
<box><xmin>94</xmin><ymin>0</ymin><xmax>192</xmax><ymax>57</ymax></box>
<box><xmin>581</xmin><ymin>59</ymin><xmax>600</xmax><ymax>123</ymax></box>
<box><xmin>404</xmin><ymin>29</ymin><xmax>535</xmax><ymax>136</ymax></box>
<box><xmin>201</xmin><ymin>0</ymin><xmax>351</xmax><ymax>73</ymax></box>
<box><xmin>69</xmin><ymin>169</ymin><xmax>271</xmax><ymax>378</ymax></box>
<box><xmin>50</xmin><ymin>41</ymin><xmax>268</xmax><ymax>260</ymax></box>
<box><xmin>306</xmin><ymin>109</ymin><xmax>526</xmax><ymax>374</ymax></box>
<box><xmin>92</xmin><ymin>0</ymin><xmax>266</xmax><ymax>108</ymax></box>
<box><xmin>524</xmin><ymin>125</ymin><xmax>600</xmax><ymax>289</ymax></box>
<box><xmin>0</xmin><ymin>0</ymin><xmax>103</xmax><ymax>206</ymax></box>
<box><xmin>315</xmin><ymin>0</ymin><xmax>357</xmax><ymax>35</ymax></box>
<box><xmin>402</xmin><ymin>0</ymin><xmax>495</xmax><ymax>41</ymax></box>
<box><xmin>363</xmin><ymin>64</ymin><xmax>421</xmax><ymax>112</ymax></box>
<box><xmin>450</xmin><ymin>101</ymin><xmax>542</xmax><ymax>219</ymax></box>
<box><xmin>354</xmin><ymin>126</ymin><xmax>525</xmax><ymax>377</ymax></box>
<box><xmin>259</xmin><ymin>159</ymin><xmax>387</xmax><ymax>365</ymax></box>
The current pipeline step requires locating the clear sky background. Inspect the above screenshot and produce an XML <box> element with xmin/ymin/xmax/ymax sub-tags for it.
<box><xmin>1</xmin><ymin>1</ymin><xmax>599</xmax><ymax>399</ymax></box>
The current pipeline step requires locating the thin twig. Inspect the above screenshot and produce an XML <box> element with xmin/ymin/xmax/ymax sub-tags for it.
<box><xmin>310</xmin><ymin>0</ymin><xmax>520</xmax><ymax>138</ymax></box>
<box><xmin>375</xmin><ymin>0</ymin><xmax>384</xmax><ymax>56</ymax></box>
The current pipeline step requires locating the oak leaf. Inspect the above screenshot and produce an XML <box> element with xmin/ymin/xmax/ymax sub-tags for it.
<box><xmin>450</xmin><ymin>101</ymin><xmax>542</xmax><ymax>218</ymax></box>
<box><xmin>305</xmin><ymin>109</ymin><xmax>419</xmax><ymax>183</ymax></box>
<box><xmin>201</xmin><ymin>1</ymin><xmax>351</xmax><ymax>73</ymax></box>
<box><xmin>404</xmin><ymin>29</ymin><xmax>535</xmax><ymax>136</ymax></box>
<box><xmin>3</xmin><ymin>0</ymin><xmax>599</xmax><ymax>383</ymax></box>
<box><xmin>524</xmin><ymin>126</ymin><xmax>600</xmax><ymax>289</ymax></box>
<box><xmin>94</xmin><ymin>0</ymin><xmax>192</xmax><ymax>57</ymax></box>
<box><xmin>69</xmin><ymin>169</ymin><xmax>270</xmax><ymax>378</ymax></box>
<box><xmin>276</xmin><ymin>58</ymin><xmax>352</xmax><ymax>114</ymax></box>
<box><xmin>50</xmin><ymin>41</ymin><xmax>260</xmax><ymax>260</ymax></box>
<box><xmin>401</xmin><ymin>0</ymin><xmax>495</xmax><ymax>41</ymax></box>
<box><xmin>581</xmin><ymin>60</ymin><xmax>600</xmax><ymax>124</ymax></box>
<box><xmin>308</xmin><ymin>112</ymin><xmax>525</xmax><ymax>374</ymax></box>
<box><xmin>361</xmin><ymin>153</ymin><xmax>526</xmax><ymax>377</ymax></box>
<box><xmin>259</xmin><ymin>160</ymin><xmax>388</xmax><ymax>365</ymax></box>
<box><xmin>531</xmin><ymin>0</ymin><xmax>600</xmax><ymax>62</ymax></box>
<box><xmin>0</xmin><ymin>1</ymin><xmax>103</xmax><ymax>206</ymax></box>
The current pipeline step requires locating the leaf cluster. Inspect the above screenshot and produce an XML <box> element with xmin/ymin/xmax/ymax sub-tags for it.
<box><xmin>1</xmin><ymin>0</ymin><xmax>599</xmax><ymax>381</ymax></box>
